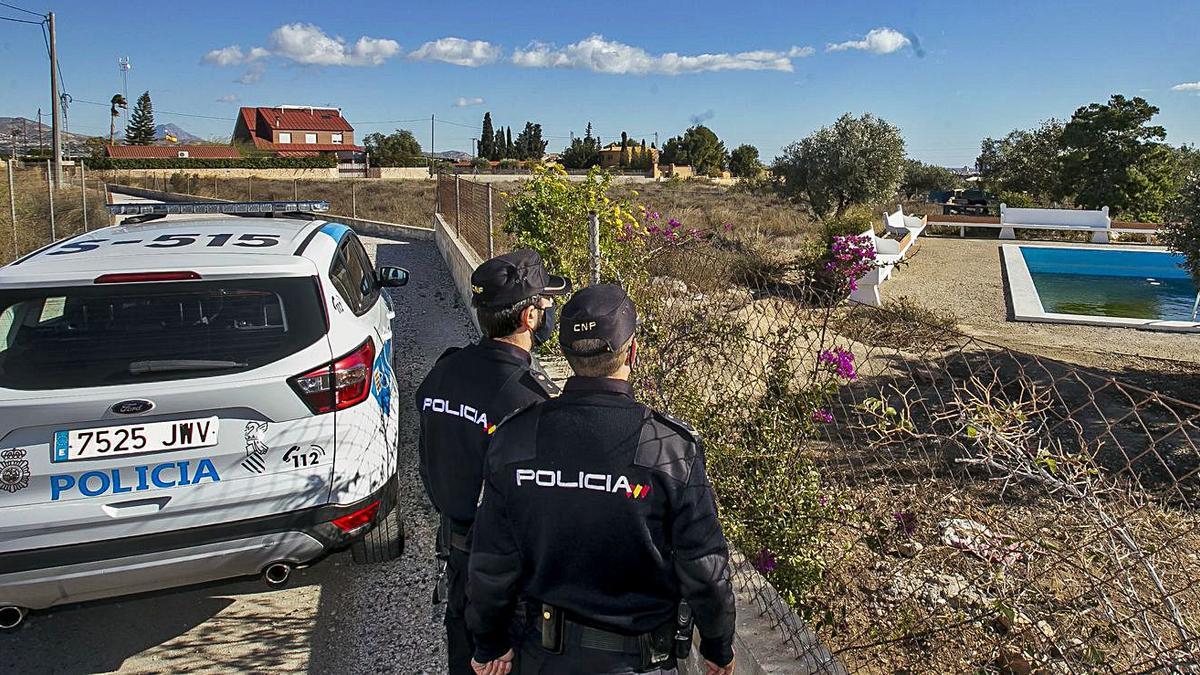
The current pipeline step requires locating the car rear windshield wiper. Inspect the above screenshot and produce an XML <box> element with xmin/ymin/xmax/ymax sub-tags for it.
<box><xmin>129</xmin><ymin>359</ymin><xmax>248</xmax><ymax>375</ymax></box>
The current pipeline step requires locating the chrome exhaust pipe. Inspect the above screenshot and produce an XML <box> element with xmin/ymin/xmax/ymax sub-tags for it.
<box><xmin>0</xmin><ymin>606</ymin><xmax>27</xmax><ymax>630</ymax></box>
<box><xmin>263</xmin><ymin>562</ymin><xmax>292</xmax><ymax>588</ymax></box>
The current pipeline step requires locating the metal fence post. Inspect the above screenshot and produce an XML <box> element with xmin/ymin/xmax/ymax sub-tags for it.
<box><xmin>80</xmin><ymin>160</ymin><xmax>87</xmax><ymax>232</ymax></box>
<box><xmin>486</xmin><ymin>183</ymin><xmax>495</xmax><ymax>258</ymax></box>
<box><xmin>214</xmin><ymin>175</ymin><xmax>218</xmax><ymax>198</ymax></box>
<box><xmin>188</xmin><ymin>175</ymin><xmax>192</xmax><ymax>195</ymax></box>
<box><xmin>352</xmin><ymin>181</ymin><xmax>357</xmax><ymax>218</ymax></box>
<box><xmin>46</xmin><ymin>160</ymin><xmax>56</xmax><ymax>241</ymax></box>
<box><xmin>588</xmin><ymin>210</ymin><xmax>600</xmax><ymax>286</ymax></box>
<box><xmin>294</xmin><ymin>179</ymin><xmax>298</xmax><ymax>201</ymax></box>
<box><xmin>248</xmin><ymin>176</ymin><xmax>253</xmax><ymax>200</ymax></box>
<box><xmin>454</xmin><ymin>175</ymin><xmax>461</xmax><ymax>232</ymax></box>
<box><xmin>7</xmin><ymin>160</ymin><xmax>17</xmax><ymax>258</ymax></box>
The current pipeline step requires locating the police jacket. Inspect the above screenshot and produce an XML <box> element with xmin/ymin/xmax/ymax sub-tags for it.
<box><xmin>466</xmin><ymin>376</ymin><xmax>736</xmax><ymax>665</ymax></box>
<box><xmin>415</xmin><ymin>338</ymin><xmax>556</xmax><ymax>530</ymax></box>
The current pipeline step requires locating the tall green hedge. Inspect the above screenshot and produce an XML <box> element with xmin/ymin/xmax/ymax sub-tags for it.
<box><xmin>84</xmin><ymin>156</ymin><xmax>337</xmax><ymax>170</ymax></box>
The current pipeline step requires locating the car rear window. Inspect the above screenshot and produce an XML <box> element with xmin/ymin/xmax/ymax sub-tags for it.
<box><xmin>0</xmin><ymin>277</ymin><xmax>326</xmax><ymax>390</ymax></box>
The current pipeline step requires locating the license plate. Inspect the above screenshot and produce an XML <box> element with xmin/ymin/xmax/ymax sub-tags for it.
<box><xmin>53</xmin><ymin>417</ymin><xmax>220</xmax><ymax>463</ymax></box>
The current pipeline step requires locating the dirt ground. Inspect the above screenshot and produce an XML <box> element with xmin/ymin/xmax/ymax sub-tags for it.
<box><xmin>885</xmin><ymin>235</ymin><xmax>1200</xmax><ymax>400</ymax></box>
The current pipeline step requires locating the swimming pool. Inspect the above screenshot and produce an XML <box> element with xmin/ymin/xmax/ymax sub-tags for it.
<box><xmin>1003</xmin><ymin>244</ymin><xmax>1200</xmax><ymax>332</ymax></box>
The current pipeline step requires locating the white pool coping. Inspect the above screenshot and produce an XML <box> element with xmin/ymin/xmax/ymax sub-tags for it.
<box><xmin>1002</xmin><ymin>243</ymin><xmax>1200</xmax><ymax>333</ymax></box>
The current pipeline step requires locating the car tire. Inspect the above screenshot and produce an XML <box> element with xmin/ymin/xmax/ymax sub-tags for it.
<box><xmin>351</xmin><ymin>505</ymin><xmax>404</xmax><ymax>564</ymax></box>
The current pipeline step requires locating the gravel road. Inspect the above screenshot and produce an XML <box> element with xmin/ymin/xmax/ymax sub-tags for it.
<box><xmin>0</xmin><ymin>233</ymin><xmax>477</xmax><ymax>674</ymax></box>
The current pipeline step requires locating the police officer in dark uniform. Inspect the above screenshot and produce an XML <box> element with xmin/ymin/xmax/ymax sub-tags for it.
<box><xmin>466</xmin><ymin>284</ymin><xmax>737</xmax><ymax>675</ymax></box>
<box><xmin>416</xmin><ymin>249</ymin><xmax>570</xmax><ymax>675</ymax></box>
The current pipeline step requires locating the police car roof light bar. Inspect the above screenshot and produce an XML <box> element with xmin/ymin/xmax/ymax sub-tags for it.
<box><xmin>105</xmin><ymin>201</ymin><xmax>331</xmax><ymax>216</ymax></box>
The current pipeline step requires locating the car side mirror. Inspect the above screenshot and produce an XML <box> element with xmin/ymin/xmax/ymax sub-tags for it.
<box><xmin>378</xmin><ymin>266</ymin><xmax>409</xmax><ymax>288</ymax></box>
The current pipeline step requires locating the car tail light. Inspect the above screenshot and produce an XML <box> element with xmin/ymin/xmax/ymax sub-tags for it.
<box><xmin>95</xmin><ymin>271</ymin><xmax>202</xmax><ymax>284</ymax></box>
<box><xmin>331</xmin><ymin>500</ymin><xmax>380</xmax><ymax>533</ymax></box>
<box><xmin>289</xmin><ymin>338</ymin><xmax>375</xmax><ymax>414</ymax></box>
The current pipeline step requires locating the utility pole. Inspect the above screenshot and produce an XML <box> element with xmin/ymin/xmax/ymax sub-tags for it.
<box><xmin>429</xmin><ymin>114</ymin><xmax>435</xmax><ymax>177</ymax></box>
<box><xmin>48</xmin><ymin>12</ymin><xmax>63</xmax><ymax>189</ymax></box>
<box><xmin>36</xmin><ymin>110</ymin><xmax>42</xmax><ymax>152</ymax></box>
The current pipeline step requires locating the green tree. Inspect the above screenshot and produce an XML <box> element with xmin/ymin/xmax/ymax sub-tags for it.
<box><xmin>1162</xmin><ymin>166</ymin><xmax>1200</xmax><ymax>288</ymax></box>
<box><xmin>479</xmin><ymin>112</ymin><xmax>495</xmax><ymax>160</ymax></box>
<box><xmin>660</xmin><ymin>125</ymin><xmax>728</xmax><ymax>175</ymax></box>
<box><xmin>619</xmin><ymin>131</ymin><xmax>629</xmax><ymax>167</ymax></box>
<box><xmin>772</xmin><ymin>113</ymin><xmax>906</xmax><ymax>220</ymax></box>
<box><xmin>976</xmin><ymin>119</ymin><xmax>1065</xmax><ymax>204</ymax></box>
<box><xmin>515</xmin><ymin>122</ymin><xmax>547</xmax><ymax>160</ymax></box>
<box><xmin>124</xmin><ymin>91</ymin><xmax>156</xmax><ymax>146</ymax></box>
<box><xmin>1059</xmin><ymin>94</ymin><xmax>1177</xmax><ymax>221</ymax></box>
<box><xmin>560</xmin><ymin>123</ymin><xmax>601</xmax><ymax>169</ymax></box>
<box><xmin>505</xmin><ymin>126</ymin><xmax>515</xmax><ymax>159</ymax></box>
<box><xmin>362</xmin><ymin>129</ymin><xmax>422</xmax><ymax>166</ymax></box>
<box><xmin>492</xmin><ymin>129</ymin><xmax>506</xmax><ymax>161</ymax></box>
<box><xmin>729</xmin><ymin>144</ymin><xmax>762</xmax><ymax>178</ymax></box>
<box><xmin>901</xmin><ymin>159</ymin><xmax>964</xmax><ymax>198</ymax></box>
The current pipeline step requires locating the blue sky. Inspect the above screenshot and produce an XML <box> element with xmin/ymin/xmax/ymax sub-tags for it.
<box><xmin>2</xmin><ymin>0</ymin><xmax>1198</xmax><ymax>166</ymax></box>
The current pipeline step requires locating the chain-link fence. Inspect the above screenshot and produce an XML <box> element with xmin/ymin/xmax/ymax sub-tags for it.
<box><xmin>431</xmin><ymin>172</ymin><xmax>1200</xmax><ymax>670</ymax></box>
<box><xmin>625</xmin><ymin>243</ymin><xmax>1200</xmax><ymax>672</ymax></box>
<box><xmin>436</xmin><ymin>173</ymin><xmax>500</xmax><ymax>260</ymax></box>
<box><xmin>1</xmin><ymin>160</ymin><xmax>114</xmax><ymax>265</ymax></box>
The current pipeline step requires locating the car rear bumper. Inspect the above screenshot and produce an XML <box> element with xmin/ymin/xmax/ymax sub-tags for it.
<box><xmin>0</xmin><ymin>475</ymin><xmax>397</xmax><ymax>610</ymax></box>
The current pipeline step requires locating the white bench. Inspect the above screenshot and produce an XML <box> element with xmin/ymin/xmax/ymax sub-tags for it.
<box><xmin>1000</xmin><ymin>204</ymin><xmax>1111</xmax><ymax>243</ymax></box>
<box><xmin>848</xmin><ymin>206</ymin><xmax>925</xmax><ymax>307</ymax></box>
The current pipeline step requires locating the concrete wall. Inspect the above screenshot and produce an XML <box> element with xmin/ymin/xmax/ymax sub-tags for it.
<box><xmin>93</xmin><ymin>168</ymin><xmax>339</xmax><ymax>181</ymax></box>
<box><xmin>433</xmin><ymin>212</ymin><xmax>483</xmax><ymax>332</ymax></box>
<box><xmin>377</xmin><ymin>167</ymin><xmax>435</xmax><ymax>180</ymax></box>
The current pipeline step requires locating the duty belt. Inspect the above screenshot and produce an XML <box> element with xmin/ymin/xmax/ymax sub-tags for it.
<box><xmin>530</xmin><ymin>607</ymin><xmax>644</xmax><ymax>654</ymax></box>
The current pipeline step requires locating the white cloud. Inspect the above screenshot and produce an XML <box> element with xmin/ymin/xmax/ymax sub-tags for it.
<box><xmin>204</xmin><ymin>46</ymin><xmax>246</xmax><ymax>66</ymax></box>
<box><xmin>1171</xmin><ymin>82</ymin><xmax>1200</xmax><ymax>92</ymax></box>
<box><xmin>203</xmin><ymin>44</ymin><xmax>271</xmax><ymax>66</ymax></box>
<box><xmin>215</xmin><ymin>94</ymin><xmax>239</xmax><ymax>103</ymax></box>
<box><xmin>511</xmin><ymin>35</ymin><xmax>812</xmax><ymax>75</ymax></box>
<box><xmin>267</xmin><ymin>23</ymin><xmax>400</xmax><ymax>66</ymax></box>
<box><xmin>826</xmin><ymin>27</ymin><xmax>911</xmax><ymax>54</ymax></box>
<box><xmin>236</xmin><ymin>63</ymin><xmax>265</xmax><ymax>85</ymax></box>
<box><xmin>454</xmin><ymin>96</ymin><xmax>485</xmax><ymax>107</ymax></box>
<box><xmin>410</xmin><ymin>37</ymin><xmax>500</xmax><ymax>67</ymax></box>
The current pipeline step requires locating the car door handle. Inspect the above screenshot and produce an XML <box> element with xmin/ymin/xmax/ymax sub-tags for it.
<box><xmin>102</xmin><ymin>496</ymin><xmax>171</xmax><ymax>518</ymax></box>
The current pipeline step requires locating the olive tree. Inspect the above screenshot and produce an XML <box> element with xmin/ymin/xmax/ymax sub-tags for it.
<box><xmin>1162</xmin><ymin>174</ymin><xmax>1200</xmax><ymax>288</ymax></box>
<box><xmin>772</xmin><ymin>113</ymin><xmax>905</xmax><ymax>220</ymax></box>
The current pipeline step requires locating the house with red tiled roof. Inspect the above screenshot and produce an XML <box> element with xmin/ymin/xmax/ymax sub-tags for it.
<box><xmin>232</xmin><ymin>106</ymin><xmax>363</xmax><ymax>158</ymax></box>
<box><xmin>104</xmin><ymin>145</ymin><xmax>241</xmax><ymax>159</ymax></box>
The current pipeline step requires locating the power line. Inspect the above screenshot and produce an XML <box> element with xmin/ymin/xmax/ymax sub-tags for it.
<box><xmin>0</xmin><ymin>14</ymin><xmax>41</xmax><ymax>24</ymax></box>
<box><xmin>0</xmin><ymin>1</ymin><xmax>43</xmax><ymax>17</ymax></box>
<box><xmin>72</xmin><ymin>98</ymin><xmax>236</xmax><ymax>121</ymax></box>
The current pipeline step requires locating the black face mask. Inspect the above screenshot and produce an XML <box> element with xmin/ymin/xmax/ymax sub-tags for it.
<box><xmin>533</xmin><ymin>305</ymin><xmax>556</xmax><ymax>347</ymax></box>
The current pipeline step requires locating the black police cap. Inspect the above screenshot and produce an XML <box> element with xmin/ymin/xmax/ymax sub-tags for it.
<box><xmin>559</xmin><ymin>284</ymin><xmax>638</xmax><ymax>356</ymax></box>
<box><xmin>471</xmin><ymin>249</ymin><xmax>570</xmax><ymax>308</ymax></box>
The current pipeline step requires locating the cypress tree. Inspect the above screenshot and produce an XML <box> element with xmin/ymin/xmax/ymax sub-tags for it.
<box><xmin>620</xmin><ymin>131</ymin><xmax>629</xmax><ymax>166</ymax></box>
<box><xmin>505</xmin><ymin>127</ymin><xmax>514</xmax><ymax>158</ymax></box>
<box><xmin>124</xmin><ymin>91</ymin><xmax>156</xmax><ymax>146</ymax></box>
<box><xmin>480</xmin><ymin>112</ymin><xmax>495</xmax><ymax>159</ymax></box>
<box><xmin>493</xmin><ymin>130</ymin><xmax>505</xmax><ymax>160</ymax></box>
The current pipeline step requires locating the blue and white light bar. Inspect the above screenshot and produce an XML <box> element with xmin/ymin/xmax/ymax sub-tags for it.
<box><xmin>106</xmin><ymin>200</ymin><xmax>330</xmax><ymax>216</ymax></box>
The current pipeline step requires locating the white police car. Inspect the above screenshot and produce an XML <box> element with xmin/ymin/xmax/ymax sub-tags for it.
<box><xmin>0</xmin><ymin>200</ymin><xmax>406</xmax><ymax>629</ymax></box>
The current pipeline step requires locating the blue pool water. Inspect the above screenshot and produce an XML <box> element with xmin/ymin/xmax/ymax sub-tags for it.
<box><xmin>1019</xmin><ymin>247</ymin><xmax>1197</xmax><ymax>321</ymax></box>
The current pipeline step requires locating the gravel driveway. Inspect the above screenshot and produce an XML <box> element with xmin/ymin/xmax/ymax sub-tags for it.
<box><xmin>0</xmin><ymin>233</ymin><xmax>476</xmax><ymax>674</ymax></box>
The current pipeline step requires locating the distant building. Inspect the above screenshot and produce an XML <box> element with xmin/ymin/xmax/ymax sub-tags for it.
<box><xmin>104</xmin><ymin>145</ymin><xmax>240</xmax><ymax>159</ymax></box>
<box><xmin>232</xmin><ymin>106</ymin><xmax>363</xmax><ymax>159</ymax></box>
<box><xmin>598</xmin><ymin>142</ymin><xmax>658</xmax><ymax>169</ymax></box>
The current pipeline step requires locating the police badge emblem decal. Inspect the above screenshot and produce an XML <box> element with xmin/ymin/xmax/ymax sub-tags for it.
<box><xmin>0</xmin><ymin>448</ymin><xmax>31</xmax><ymax>494</ymax></box>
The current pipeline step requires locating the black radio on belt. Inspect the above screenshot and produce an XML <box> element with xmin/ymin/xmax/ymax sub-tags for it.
<box><xmin>541</xmin><ymin>603</ymin><xmax>564</xmax><ymax>654</ymax></box>
<box><xmin>674</xmin><ymin>601</ymin><xmax>695</xmax><ymax>658</ymax></box>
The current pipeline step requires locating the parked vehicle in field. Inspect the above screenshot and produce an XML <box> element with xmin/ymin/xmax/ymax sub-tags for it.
<box><xmin>0</xmin><ymin>201</ymin><xmax>408</xmax><ymax>629</ymax></box>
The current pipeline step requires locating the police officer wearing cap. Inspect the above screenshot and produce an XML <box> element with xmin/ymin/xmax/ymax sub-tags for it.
<box><xmin>416</xmin><ymin>249</ymin><xmax>571</xmax><ymax>675</ymax></box>
<box><xmin>467</xmin><ymin>284</ymin><xmax>737</xmax><ymax>675</ymax></box>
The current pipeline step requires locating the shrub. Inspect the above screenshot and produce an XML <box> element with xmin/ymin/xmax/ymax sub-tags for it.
<box><xmin>502</xmin><ymin>165</ymin><xmax>645</xmax><ymax>287</ymax></box>
<box><xmin>469</xmin><ymin>157</ymin><xmax>490</xmax><ymax>170</ymax></box>
<box><xmin>497</xmin><ymin>158</ymin><xmax>522</xmax><ymax>170</ymax></box>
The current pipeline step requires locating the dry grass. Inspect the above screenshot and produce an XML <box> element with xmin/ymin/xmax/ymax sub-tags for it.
<box><xmin>0</xmin><ymin>165</ymin><xmax>112</xmax><ymax>265</ymax></box>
